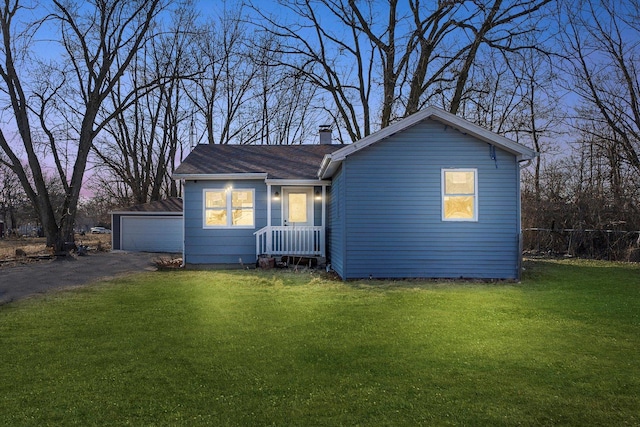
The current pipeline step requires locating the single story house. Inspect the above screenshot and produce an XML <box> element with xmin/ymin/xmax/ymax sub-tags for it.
<box><xmin>173</xmin><ymin>106</ymin><xmax>537</xmax><ymax>279</ymax></box>
<box><xmin>111</xmin><ymin>198</ymin><xmax>183</xmax><ymax>253</ymax></box>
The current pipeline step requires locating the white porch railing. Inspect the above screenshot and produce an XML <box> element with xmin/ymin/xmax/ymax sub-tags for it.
<box><xmin>254</xmin><ymin>226</ymin><xmax>325</xmax><ymax>257</ymax></box>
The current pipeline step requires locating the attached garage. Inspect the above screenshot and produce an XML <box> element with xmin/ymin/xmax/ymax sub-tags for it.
<box><xmin>111</xmin><ymin>198</ymin><xmax>183</xmax><ymax>253</ymax></box>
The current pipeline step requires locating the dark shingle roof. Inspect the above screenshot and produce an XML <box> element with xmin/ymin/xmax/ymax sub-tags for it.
<box><xmin>115</xmin><ymin>197</ymin><xmax>183</xmax><ymax>213</ymax></box>
<box><xmin>174</xmin><ymin>144</ymin><xmax>344</xmax><ymax>180</ymax></box>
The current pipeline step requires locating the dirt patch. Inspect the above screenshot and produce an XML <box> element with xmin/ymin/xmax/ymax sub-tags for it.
<box><xmin>0</xmin><ymin>234</ymin><xmax>112</xmax><ymax>265</ymax></box>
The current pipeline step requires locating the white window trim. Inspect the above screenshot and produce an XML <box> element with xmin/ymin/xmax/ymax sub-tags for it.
<box><xmin>441</xmin><ymin>168</ymin><xmax>478</xmax><ymax>222</ymax></box>
<box><xmin>202</xmin><ymin>188</ymin><xmax>255</xmax><ymax>229</ymax></box>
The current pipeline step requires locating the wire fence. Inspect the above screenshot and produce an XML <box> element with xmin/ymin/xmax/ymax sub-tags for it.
<box><xmin>522</xmin><ymin>228</ymin><xmax>640</xmax><ymax>262</ymax></box>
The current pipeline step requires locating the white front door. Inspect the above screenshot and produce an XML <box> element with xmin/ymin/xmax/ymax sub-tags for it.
<box><xmin>282</xmin><ymin>187</ymin><xmax>314</xmax><ymax>226</ymax></box>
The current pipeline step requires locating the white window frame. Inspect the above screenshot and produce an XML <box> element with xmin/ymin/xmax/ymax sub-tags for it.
<box><xmin>203</xmin><ymin>188</ymin><xmax>255</xmax><ymax>229</ymax></box>
<box><xmin>441</xmin><ymin>168</ymin><xmax>478</xmax><ymax>222</ymax></box>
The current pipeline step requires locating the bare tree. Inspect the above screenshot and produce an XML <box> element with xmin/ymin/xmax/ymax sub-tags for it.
<box><xmin>186</xmin><ymin>7</ymin><xmax>259</xmax><ymax>145</ymax></box>
<box><xmin>93</xmin><ymin>4</ymin><xmax>195</xmax><ymax>204</ymax></box>
<box><xmin>76</xmin><ymin>192</ymin><xmax>118</xmax><ymax>231</ymax></box>
<box><xmin>249</xmin><ymin>0</ymin><xmax>553</xmax><ymax>142</ymax></box>
<box><xmin>516</xmin><ymin>51</ymin><xmax>564</xmax><ymax>197</ymax></box>
<box><xmin>562</xmin><ymin>0</ymin><xmax>640</xmax><ymax>175</ymax></box>
<box><xmin>0</xmin><ymin>155</ymin><xmax>25</xmax><ymax>234</ymax></box>
<box><xmin>248</xmin><ymin>0</ymin><xmax>381</xmax><ymax>142</ymax></box>
<box><xmin>238</xmin><ymin>32</ymin><xmax>321</xmax><ymax>145</ymax></box>
<box><xmin>0</xmin><ymin>0</ymin><xmax>166</xmax><ymax>253</ymax></box>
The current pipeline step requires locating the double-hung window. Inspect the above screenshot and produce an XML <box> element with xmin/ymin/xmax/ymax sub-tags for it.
<box><xmin>204</xmin><ymin>189</ymin><xmax>254</xmax><ymax>228</ymax></box>
<box><xmin>442</xmin><ymin>169</ymin><xmax>477</xmax><ymax>221</ymax></box>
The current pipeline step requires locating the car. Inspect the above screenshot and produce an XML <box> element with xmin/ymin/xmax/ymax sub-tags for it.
<box><xmin>90</xmin><ymin>226</ymin><xmax>111</xmax><ymax>234</ymax></box>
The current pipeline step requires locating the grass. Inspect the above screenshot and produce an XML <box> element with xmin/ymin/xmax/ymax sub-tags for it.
<box><xmin>0</xmin><ymin>259</ymin><xmax>639</xmax><ymax>426</ymax></box>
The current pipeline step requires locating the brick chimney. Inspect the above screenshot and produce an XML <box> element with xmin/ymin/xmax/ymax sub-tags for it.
<box><xmin>319</xmin><ymin>125</ymin><xmax>332</xmax><ymax>145</ymax></box>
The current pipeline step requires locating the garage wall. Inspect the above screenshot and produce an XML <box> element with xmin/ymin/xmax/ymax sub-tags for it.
<box><xmin>114</xmin><ymin>214</ymin><xmax>183</xmax><ymax>253</ymax></box>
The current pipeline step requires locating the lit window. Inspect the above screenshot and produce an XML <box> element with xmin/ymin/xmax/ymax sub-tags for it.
<box><xmin>204</xmin><ymin>189</ymin><xmax>254</xmax><ymax>227</ymax></box>
<box><xmin>288</xmin><ymin>193</ymin><xmax>308</xmax><ymax>223</ymax></box>
<box><xmin>442</xmin><ymin>169</ymin><xmax>477</xmax><ymax>221</ymax></box>
<box><xmin>231</xmin><ymin>190</ymin><xmax>254</xmax><ymax>226</ymax></box>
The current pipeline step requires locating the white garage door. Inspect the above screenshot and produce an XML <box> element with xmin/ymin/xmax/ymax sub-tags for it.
<box><xmin>121</xmin><ymin>216</ymin><xmax>183</xmax><ymax>253</ymax></box>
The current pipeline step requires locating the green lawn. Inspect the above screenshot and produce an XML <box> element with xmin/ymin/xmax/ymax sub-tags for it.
<box><xmin>1</xmin><ymin>260</ymin><xmax>639</xmax><ymax>426</ymax></box>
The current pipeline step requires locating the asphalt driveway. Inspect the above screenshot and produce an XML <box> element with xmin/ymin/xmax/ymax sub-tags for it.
<box><xmin>0</xmin><ymin>251</ymin><xmax>162</xmax><ymax>306</ymax></box>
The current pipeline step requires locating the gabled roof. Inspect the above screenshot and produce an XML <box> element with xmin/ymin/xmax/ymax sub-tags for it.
<box><xmin>111</xmin><ymin>197</ymin><xmax>183</xmax><ymax>214</ymax></box>
<box><xmin>318</xmin><ymin>106</ymin><xmax>538</xmax><ymax>179</ymax></box>
<box><xmin>173</xmin><ymin>144</ymin><xmax>344</xmax><ymax>181</ymax></box>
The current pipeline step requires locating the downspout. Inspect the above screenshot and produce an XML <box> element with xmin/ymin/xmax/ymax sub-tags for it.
<box><xmin>341</xmin><ymin>163</ymin><xmax>348</xmax><ymax>280</ymax></box>
<box><xmin>321</xmin><ymin>185</ymin><xmax>326</xmax><ymax>258</ymax></box>
<box><xmin>267</xmin><ymin>183</ymin><xmax>272</xmax><ymax>227</ymax></box>
<box><xmin>266</xmin><ymin>183</ymin><xmax>272</xmax><ymax>257</ymax></box>
<box><xmin>180</xmin><ymin>179</ymin><xmax>186</xmax><ymax>268</ymax></box>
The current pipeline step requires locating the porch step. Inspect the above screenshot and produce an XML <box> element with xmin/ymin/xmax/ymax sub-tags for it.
<box><xmin>257</xmin><ymin>255</ymin><xmax>326</xmax><ymax>270</ymax></box>
<box><xmin>281</xmin><ymin>255</ymin><xmax>327</xmax><ymax>268</ymax></box>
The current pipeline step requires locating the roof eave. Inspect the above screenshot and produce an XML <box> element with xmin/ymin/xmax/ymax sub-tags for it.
<box><xmin>172</xmin><ymin>173</ymin><xmax>269</xmax><ymax>181</ymax></box>
<box><xmin>317</xmin><ymin>106</ymin><xmax>537</xmax><ymax>178</ymax></box>
<box><xmin>318</xmin><ymin>154</ymin><xmax>334</xmax><ymax>179</ymax></box>
<box><xmin>319</xmin><ymin>159</ymin><xmax>341</xmax><ymax>179</ymax></box>
<box><xmin>110</xmin><ymin>211</ymin><xmax>183</xmax><ymax>215</ymax></box>
<box><xmin>265</xmin><ymin>178</ymin><xmax>332</xmax><ymax>186</ymax></box>
<box><xmin>432</xmin><ymin>111</ymin><xmax>537</xmax><ymax>159</ymax></box>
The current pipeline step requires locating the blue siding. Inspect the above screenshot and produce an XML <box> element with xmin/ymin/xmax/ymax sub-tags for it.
<box><xmin>271</xmin><ymin>185</ymin><xmax>282</xmax><ymax>225</ymax></box>
<box><xmin>184</xmin><ymin>180</ymin><xmax>266</xmax><ymax>265</ymax></box>
<box><xmin>313</xmin><ymin>186</ymin><xmax>323</xmax><ymax>227</ymax></box>
<box><xmin>339</xmin><ymin>119</ymin><xmax>521</xmax><ymax>279</ymax></box>
<box><xmin>327</xmin><ymin>166</ymin><xmax>346</xmax><ymax>277</ymax></box>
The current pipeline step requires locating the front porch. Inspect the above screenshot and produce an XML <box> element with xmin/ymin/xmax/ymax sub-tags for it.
<box><xmin>254</xmin><ymin>225</ymin><xmax>325</xmax><ymax>258</ymax></box>
<box><xmin>257</xmin><ymin>181</ymin><xmax>329</xmax><ymax>259</ymax></box>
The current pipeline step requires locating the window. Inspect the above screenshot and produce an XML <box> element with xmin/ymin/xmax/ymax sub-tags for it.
<box><xmin>204</xmin><ymin>189</ymin><xmax>254</xmax><ymax>228</ymax></box>
<box><xmin>442</xmin><ymin>169</ymin><xmax>477</xmax><ymax>221</ymax></box>
<box><xmin>288</xmin><ymin>193</ymin><xmax>307</xmax><ymax>223</ymax></box>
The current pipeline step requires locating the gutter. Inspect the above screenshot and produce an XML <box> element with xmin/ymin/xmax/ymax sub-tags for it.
<box><xmin>172</xmin><ymin>173</ymin><xmax>269</xmax><ymax>181</ymax></box>
<box><xmin>518</xmin><ymin>151</ymin><xmax>539</xmax><ymax>168</ymax></box>
<box><xmin>318</xmin><ymin>154</ymin><xmax>332</xmax><ymax>179</ymax></box>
